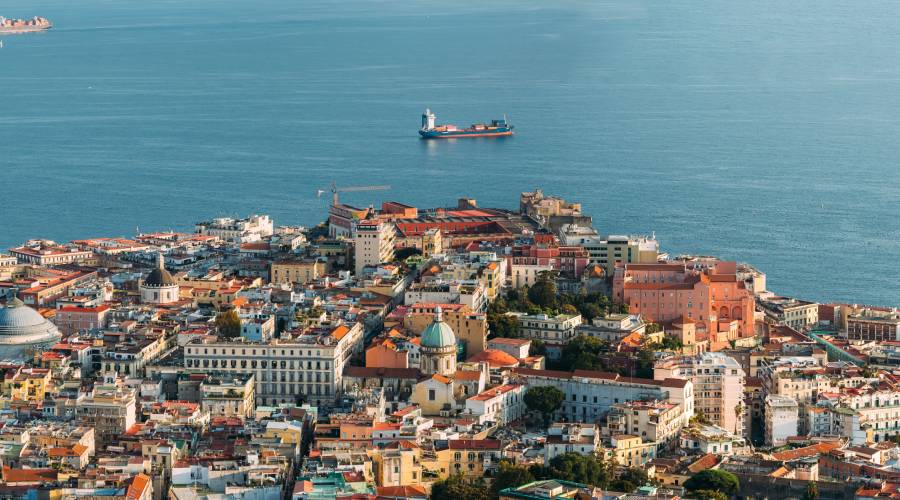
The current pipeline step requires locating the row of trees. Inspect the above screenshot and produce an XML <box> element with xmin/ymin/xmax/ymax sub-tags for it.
<box><xmin>487</xmin><ymin>272</ymin><xmax>629</xmax><ymax>339</ymax></box>
<box><xmin>431</xmin><ymin>461</ymin><xmax>746</xmax><ymax>500</ymax></box>
<box><xmin>430</xmin><ymin>453</ymin><xmax>651</xmax><ymax>500</ymax></box>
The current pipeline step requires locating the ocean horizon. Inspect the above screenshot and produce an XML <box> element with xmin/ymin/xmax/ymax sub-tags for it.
<box><xmin>2</xmin><ymin>0</ymin><xmax>898</xmax><ymax>307</ymax></box>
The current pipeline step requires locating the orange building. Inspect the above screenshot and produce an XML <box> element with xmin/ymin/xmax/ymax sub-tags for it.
<box><xmin>613</xmin><ymin>261</ymin><xmax>754</xmax><ymax>345</ymax></box>
<box><xmin>366</xmin><ymin>339</ymin><xmax>409</xmax><ymax>369</ymax></box>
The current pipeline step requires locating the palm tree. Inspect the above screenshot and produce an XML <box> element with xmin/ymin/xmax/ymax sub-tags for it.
<box><xmin>734</xmin><ymin>402</ymin><xmax>744</xmax><ymax>436</ymax></box>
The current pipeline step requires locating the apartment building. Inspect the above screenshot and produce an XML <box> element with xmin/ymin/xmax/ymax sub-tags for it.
<box><xmin>758</xmin><ymin>296</ymin><xmax>819</xmax><ymax>330</ymax></box>
<box><xmin>200</xmin><ymin>372</ymin><xmax>256</xmax><ymax>420</ymax></box>
<box><xmin>605</xmin><ymin>399</ymin><xmax>687</xmax><ymax>448</ymax></box>
<box><xmin>184</xmin><ymin>322</ymin><xmax>365</xmax><ymax>407</ymax></box>
<box><xmin>545</xmin><ymin>423</ymin><xmax>600</xmax><ymax>461</ymax></box>
<box><xmin>654</xmin><ymin>352</ymin><xmax>746</xmax><ymax>436</ymax></box>
<box><xmin>354</xmin><ymin>221</ymin><xmax>395</xmax><ymax>275</ymax></box>
<box><xmin>517</xmin><ymin>313</ymin><xmax>582</xmax><ymax>360</ymax></box>
<box><xmin>9</xmin><ymin>240</ymin><xmax>93</xmax><ymax>266</ymax></box>
<box><xmin>270</xmin><ymin>259</ymin><xmax>326</xmax><ymax>286</ymax></box>
<box><xmin>765</xmin><ymin>395</ymin><xmax>799</xmax><ymax>446</ymax></box>
<box><xmin>75</xmin><ymin>382</ymin><xmax>137</xmax><ymax>447</ymax></box>
<box><xmin>844</xmin><ymin>307</ymin><xmax>900</xmax><ymax>342</ymax></box>
<box><xmin>195</xmin><ymin>215</ymin><xmax>273</xmax><ymax>243</ymax></box>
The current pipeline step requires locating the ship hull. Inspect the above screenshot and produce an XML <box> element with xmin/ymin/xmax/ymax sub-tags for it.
<box><xmin>419</xmin><ymin>128</ymin><xmax>514</xmax><ymax>139</ymax></box>
<box><xmin>0</xmin><ymin>25</ymin><xmax>51</xmax><ymax>34</ymax></box>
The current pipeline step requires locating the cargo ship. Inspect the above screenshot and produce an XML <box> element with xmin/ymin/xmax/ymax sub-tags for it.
<box><xmin>419</xmin><ymin>109</ymin><xmax>513</xmax><ymax>139</ymax></box>
<box><xmin>0</xmin><ymin>16</ymin><xmax>52</xmax><ymax>34</ymax></box>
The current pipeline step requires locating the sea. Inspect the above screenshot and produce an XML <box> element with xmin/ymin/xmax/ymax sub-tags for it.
<box><xmin>1</xmin><ymin>0</ymin><xmax>898</xmax><ymax>307</ymax></box>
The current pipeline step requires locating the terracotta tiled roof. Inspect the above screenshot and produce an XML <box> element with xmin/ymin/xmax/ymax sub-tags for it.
<box><xmin>376</xmin><ymin>485</ymin><xmax>427</xmax><ymax>498</ymax></box>
<box><xmin>468</xmin><ymin>349</ymin><xmax>519</xmax><ymax>367</ymax></box>
<box><xmin>771</xmin><ymin>441</ymin><xmax>842</xmax><ymax>461</ymax></box>
<box><xmin>687</xmin><ymin>453</ymin><xmax>720</xmax><ymax>474</ymax></box>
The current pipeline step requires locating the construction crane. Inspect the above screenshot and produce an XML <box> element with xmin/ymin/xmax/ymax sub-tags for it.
<box><xmin>316</xmin><ymin>182</ymin><xmax>391</xmax><ymax>207</ymax></box>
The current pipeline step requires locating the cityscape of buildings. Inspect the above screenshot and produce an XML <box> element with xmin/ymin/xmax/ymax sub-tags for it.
<box><xmin>0</xmin><ymin>188</ymin><xmax>897</xmax><ymax>499</ymax></box>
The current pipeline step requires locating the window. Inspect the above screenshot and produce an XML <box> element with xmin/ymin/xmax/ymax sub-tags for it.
<box><xmin>428</xmin><ymin>389</ymin><xmax>436</xmax><ymax>401</ymax></box>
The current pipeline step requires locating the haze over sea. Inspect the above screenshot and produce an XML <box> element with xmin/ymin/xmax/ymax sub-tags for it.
<box><xmin>2</xmin><ymin>0</ymin><xmax>898</xmax><ymax>306</ymax></box>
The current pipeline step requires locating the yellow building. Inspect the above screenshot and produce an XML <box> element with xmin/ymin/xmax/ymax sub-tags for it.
<box><xmin>604</xmin><ymin>434</ymin><xmax>657</xmax><ymax>468</ymax></box>
<box><xmin>434</xmin><ymin>439</ymin><xmax>502</xmax><ymax>478</ymax></box>
<box><xmin>200</xmin><ymin>373</ymin><xmax>256</xmax><ymax>420</ymax></box>
<box><xmin>410</xmin><ymin>374</ymin><xmax>458</xmax><ymax>416</ymax></box>
<box><xmin>2</xmin><ymin>367</ymin><xmax>52</xmax><ymax>402</ymax></box>
<box><xmin>404</xmin><ymin>305</ymin><xmax>488</xmax><ymax>357</ymax></box>
<box><xmin>262</xmin><ymin>420</ymin><xmax>304</xmax><ymax>445</ymax></box>
<box><xmin>270</xmin><ymin>259</ymin><xmax>326</xmax><ymax>285</ymax></box>
<box><xmin>370</xmin><ymin>443</ymin><xmax>424</xmax><ymax>487</ymax></box>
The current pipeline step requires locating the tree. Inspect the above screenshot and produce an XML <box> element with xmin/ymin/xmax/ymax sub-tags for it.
<box><xmin>545</xmin><ymin>452</ymin><xmax>612</xmax><ymax>488</ymax></box>
<box><xmin>561</xmin><ymin>304</ymin><xmax>579</xmax><ymax>315</ymax></box>
<box><xmin>692</xmin><ymin>490</ymin><xmax>728</xmax><ymax>500</ymax></box>
<box><xmin>394</xmin><ymin>246</ymin><xmax>422</xmax><ymax>261</ymax></box>
<box><xmin>804</xmin><ymin>481</ymin><xmax>819</xmax><ymax>500</ymax></box>
<box><xmin>610</xmin><ymin>467</ymin><xmax>648</xmax><ymax>493</ymax></box>
<box><xmin>734</xmin><ymin>403</ymin><xmax>744</xmax><ymax>435</ymax></box>
<box><xmin>489</xmin><ymin>313</ymin><xmax>520</xmax><ymax>339</ymax></box>
<box><xmin>523</xmin><ymin>386</ymin><xmax>565</xmax><ymax>426</ymax></box>
<box><xmin>491</xmin><ymin>460</ymin><xmax>535</xmax><ymax>497</ymax></box>
<box><xmin>557</xmin><ymin>335</ymin><xmax>608</xmax><ymax>371</ymax></box>
<box><xmin>683</xmin><ymin>470</ymin><xmax>740</xmax><ymax>496</ymax></box>
<box><xmin>529</xmin><ymin>339</ymin><xmax>547</xmax><ymax>357</ymax></box>
<box><xmin>644</xmin><ymin>323</ymin><xmax>661</xmax><ymax>334</ymax></box>
<box><xmin>430</xmin><ymin>473</ymin><xmax>490</xmax><ymax>500</ymax></box>
<box><xmin>581</xmin><ymin>303</ymin><xmax>604</xmax><ymax>321</ymax></box>
<box><xmin>633</xmin><ymin>344</ymin><xmax>656</xmax><ymax>378</ymax></box>
<box><xmin>691</xmin><ymin>409</ymin><xmax>712</xmax><ymax>426</ymax></box>
<box><xmin>657</xmin><ymin>335</ymin><xmax>683</xmax><ymax>351</ymax></box>
<box><xmin>215</xmin><ymin>310</ymin><xmax>241</xmax><ymax>338</ymax></box>
<box><xmin>306</xmin><ymin>222</ymin><xmax>329</xmax><ymax>241</ymax></box>
<box><xmin>527</xmin><ymin>272</ymin><xmax>557</xmax><ymax>309</ymax></box>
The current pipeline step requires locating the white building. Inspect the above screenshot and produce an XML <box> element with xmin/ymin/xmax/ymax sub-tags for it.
<box><xmin>508</xmin><ymin>367</ymin><xmax>693</xmax><ymax>424</ymax></box>
<box><xmin>654</xmin><ymin>352</ymin><xmax>746</xmax><ymax>436</ymax></box>
<box><xmin>517</xmin><ymin>313</ymin><xmax>583</xmax><ymax>360</ymax></box>
<box><xmin>679</xmin><ymin>424</ymin><xmax>744</xmax><ymax>455</ymax></box>
<box><xmin>605</xmin><ymin>399</ymin><xmax>687</xmax><ymax>448</ymax></box>
<box><xmin>184</xmin><ymin>322</ymin><xmax>364</xmax><ymax>407</ymax></box>
<box><xmin>545</xmin><ymin>423</ymin><xmax>601</xmax><ymax>461</ymax></box>
<box><xmin>196</xmin><ymin>214</ymin><xmax>274</xmax><ymax>243</ymax></box>
<box><xmin>510</xmin><ymin>262</ymin><xmax>555</xmax><ymax>289</ymax></box>
<box><xmin>240</xmin><ymin>315</ymin><xmax>275</xmax><ymax>343</ymax></box>
<box><xmin>464</xmin><ymin>383</ymin><xmax>526</xmax><ymax>426</ymax></box>
<box><xmin>354</xmin><ymin>220</ymin><xmax>395</xmax><ymax>275</ymax></box>
<box><xmin>765</xmin><ymin>395</ymin><xmax>799</xmax><ymax>446</ymax></box>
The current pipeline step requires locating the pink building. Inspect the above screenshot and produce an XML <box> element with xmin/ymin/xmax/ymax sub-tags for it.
<box><xmin>54</xmin><ymin>305</ymin><xmax>110</xmax><ymax>335</ymax></box>
<box><xmin>613</xmin><ymin>261</ymin><xmax>754</xmax><ymax>344</ymax></box>
<box><xmin>510</xmin><ymin>234</ymin><xmax>589</xmax><ymax>278</ymax></box>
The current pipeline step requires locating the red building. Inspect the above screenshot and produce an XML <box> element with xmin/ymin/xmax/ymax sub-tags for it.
<box><xmin>54</xmin><ymin>305</ymin><xmax>110</xmax><ymax>335</ymax></box>
<box><xmin>612</xmin><ymin>261</ymin><xmax>754</xmax><ymax>345</ymax></box>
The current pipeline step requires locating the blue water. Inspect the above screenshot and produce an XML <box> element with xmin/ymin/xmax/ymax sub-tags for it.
<box><xmin>2</xmin><ymin>0</ymin><xmax>898</xmax><ymax>306</ymax></box>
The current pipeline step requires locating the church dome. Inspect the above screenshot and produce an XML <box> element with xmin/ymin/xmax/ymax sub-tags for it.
<box><xmin>420</xmin><ymin>306</ymin><xmax>456</xmax><ymax>349</ymax></box>
<box><xmin>144</xmin><ymin>267</ymin><xmax>176</xmax><ymax>286</ymax></box>
<box><xmin>144</xmin><ymin>253</ymin><xmax>176</xmax><ymax>287</ymax></box>
<box><xmin>0</xmin><ymin>297</ymin><xmax>62</xmax><ymax>360</ymax></box>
